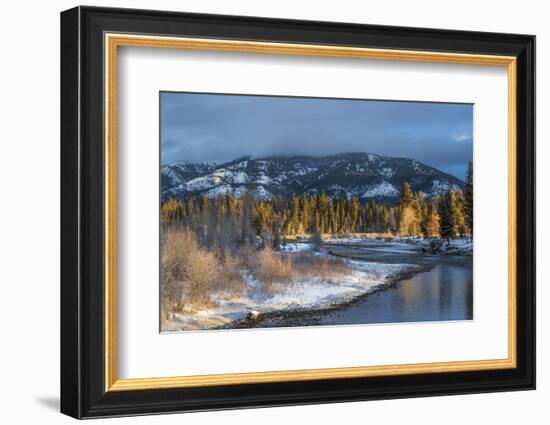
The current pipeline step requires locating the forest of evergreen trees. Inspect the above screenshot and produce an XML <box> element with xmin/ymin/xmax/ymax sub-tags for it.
<box><xmin>161</xmin><ymin>161</ymin><xmax>473</xmax><ymax>248</ymax></box>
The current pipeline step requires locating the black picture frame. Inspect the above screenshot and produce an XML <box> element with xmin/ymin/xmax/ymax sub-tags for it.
<box><xmin>61</xmin><ymin>5</ymin><xmax>535</xmax><ymax>419</ymax></box>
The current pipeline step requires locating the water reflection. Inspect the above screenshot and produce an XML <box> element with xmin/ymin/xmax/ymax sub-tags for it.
<box><xmin>322</xmin><ymin>256</ymin><xmax>473</xmax><ymax>325</ymax></box>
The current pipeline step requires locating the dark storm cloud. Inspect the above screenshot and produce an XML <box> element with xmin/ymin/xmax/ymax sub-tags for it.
<box><xmin>160</xmin><ymin>92</ymin><xmax>473</xmax><ymax>180</ymax></box>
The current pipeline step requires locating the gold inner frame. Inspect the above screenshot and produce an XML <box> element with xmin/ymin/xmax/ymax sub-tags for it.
<box><xmin>104</xmin><ymin>33</ymin><xmax>518</xmax><ymax>392</ymax></box>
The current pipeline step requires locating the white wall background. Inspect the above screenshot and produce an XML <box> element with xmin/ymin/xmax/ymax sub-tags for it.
<box><xmin>0</xmin><ymin>0</ymin><xmax>545</xmax><ymax>423</ymax></box>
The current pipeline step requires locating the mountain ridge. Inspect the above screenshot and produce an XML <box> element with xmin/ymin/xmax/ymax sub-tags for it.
<box><xmin>161</xmin><ymin>152</ymin><xmax>464</xmax><ymax>203</ymax></box>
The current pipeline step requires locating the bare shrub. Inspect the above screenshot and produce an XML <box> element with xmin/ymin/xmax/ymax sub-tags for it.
<box><xmin>291</xmin><ymin>252</ymin><xmax>351</xmax><ymax>281</ymax></box>
<box><xmin>238</xmin><ymin>244</ymin><xmax>258</xmax><ymax>269</ymax></box>
<box><xmin>254</xmin><ymin>247</ymin><xmax>294</xmax><ymax>295</ymax></box>
<box><xmin>161</xmin><ymin>227</ymin><xmax>219</xmax><ymax>317</ymax></box>
<box><xmin>185</xmin><ymin>246</ymin><xmax>220</xmax><ymax>309</ymax></box>
<box><xmin>215</xmin><ymin>250</ymin><xmax>246</xmax><ymax>298</ymax></box>
<box><xmin>246</xmin><ymin>246</ymin><xmax>353</xmax><ymax>296</ymax></box>
<box><xmin>160</xmin><ymin>225</ymin><xmax>356</xmax><ymax>321</ymax></box>
<box><xmin>160</xmin><ymin>227</ymin><xmax>193</xmax><ymax>319</ymax></box>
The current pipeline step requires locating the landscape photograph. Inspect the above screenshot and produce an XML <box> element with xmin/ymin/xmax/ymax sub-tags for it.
<box><xmin>159</xmin><ymin>92</ymin><xmax>473</xmax><ymax>332</ymax></box>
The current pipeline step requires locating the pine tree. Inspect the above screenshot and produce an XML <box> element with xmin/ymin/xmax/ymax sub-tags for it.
<box><xmin>452</xmin><ymin>190</ymin><xmax>466</xmax><ymax>237</ymax></box>
<box><xmin>337</xmin><ymin>197</ymin><xmax>347</xmax><ymax>232</ymax></box>
<box><xmin>399</xmin><ymin>207</ymin><xmax>416</xmax><ymax>236</ymax></box>
<box><xmin>199</xmin><ymin>195</ymin><xmax>208</xmax><ymax>214</ymax></box>
<box><xmin>420</xmin><ymin>202</ymin><xmax>429</xmax><ymax>238</ymax></box>
<box><xmin>271</xmin><ymin>219</ymin><xmax>282</xmax><ymax>250</ymax></box>
<box><xmin>438</xmin><ymin>190</ymin><xmax>455</xmax><ymax>243</ymax></box>
<box><xmin>426</xmin><ymin>204</ymin><xmax>440</xmax><ymax>238</ymax></box>
<box><xmin>398</xmin><ymin>182</ymin><xmax>419</xmax><ymax>236</ymax></box>
<box><xmin>463</xmin><ymin>160</ymin><xmax>473</xmax><ymax>238</ymax></box>
<box><xmin>327</xmin><ymin>199</ymin><xmax>337</xmax><ymax>234</ymax></box>
<box><xmin>368</xmin><ymin>200</ymin><xmax>377</xmax><ymax>232</ymax></box>
<box><xmin>300</xmin><ymin>194</ymin><xmax>310</xmax><ymax>233</ymax></box>
<box><xmin>412</xmin><ymin>194</ymin><xmax>422</xmax><ymax>236</ymax></box>
<box><xmin>290</xmin><ymin>195</ymin><xmax>301</xmax><ymax>235</ymax></box>
<box><xmin>161</xmin><ymin>198</ymin><xmax>183</xmax><ymax>224</ymax></box>
<box><xmin>318</xmin><ymin>192</ymin><xmax>329</xmax><ymax>234</ymax></box>
<box><xmin>400</xmin><ymin>182</ymin><xmax>414</xmax><ymax>208</ymax></box>
<box><xmin>350</xmin><ymin>198</ymin><xmax>360</xmax><ymax>232</ymax></box>
<box><xmin>240</xmin><ymin>193</ymin><xmax>256</xmax><ymax>246</ymax></box>
<box><xmin>381</xmin><ymin>206</ymin><xmax>390</xmax><ymax>232</ymax></box>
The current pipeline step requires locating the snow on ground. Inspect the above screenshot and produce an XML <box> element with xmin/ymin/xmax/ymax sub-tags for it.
<box><xmin>279</xmin><ymin>242</ymin><xmax>312</xmax><ymax>253</ymax></box>
<box><xmin>323</xmin><ymin>235</ymin><xmax>389</xmax><ymax>244</ymax></box>
<box><xmin>251</xmin><ymin>185</ymin><xmax>272</xmax><ymax>200</ymax></box>
<box><xmin>163</xmin><ymin>246</ymin><xmax>417</xmax><ymax>332</ymax></box>
<box><xmin>390</xmin><ymin>237</ymin><xmax>473</xmax><ymax>255</ymax></box>
<box><xmin>181</xmin><ymin>169</ymin><xmax>251</xmax><ymax>194</ymax></box>
<box><xmin>428</xmin><ymin>179</ymin><xmax>461</xmax><ymax>197</ymax></box>
<box><xmin>223</xmin><ymin>170</ymin><xmax>249</xmax><ymax>184</ymax></box>
<box><xmin>163</xmin><ymin>237</ymin><xmax>472</xmax><ymax>332</ymax></box>
<box><xmin>325</xmin><ymin>236</ymin><xmax>473</xmax><ymax>256</ymax></box>
<box><xmin>380</xmin><ymin>167</ymin><xmax>395</xmax><ymax>178</ymax></box>
<box><xmin>361</xmin><ymin>181</ymin><xmax>399</xmax><ymax>198</ymax></box>
<box><xmin>324</xmin><ymin>236</ymin><xmax>419</xmax><ymax>255</ymax></box>
<box><xmin>204</xmin><ymin>184</ymin><xmax>232</xmax><ymax>198</ymax></box>
<box><xmin>438</xmin><ymin>239</ymin><xmax>473</xmax><ymax>254</ymax></box>
<box><xmin>183</xmin><ymin>175</ymin><xmax>215</xmax><ymax>191</ymax></box>
<box><xmin>253</xmin><ymin>174</ymin><xmax>273</xmax><ymax>185</ymax></box>
<box><xmin>444</xmin><ymin>239</ymin><xmax>473</xmax><ymax>249</ymax></box>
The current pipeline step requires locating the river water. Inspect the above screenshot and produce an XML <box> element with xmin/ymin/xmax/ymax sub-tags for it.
<box><xmin>224</xmin><ymin>240</ymin><xmax>473</xmax><ymax>329</ymax></box>
<box><xmin>321</xmin><ymin>254</ymin><xmax>473</xmax><ymax>325</ymax></box>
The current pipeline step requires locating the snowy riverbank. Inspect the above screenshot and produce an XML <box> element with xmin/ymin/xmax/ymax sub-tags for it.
<box><xmin>162</xmin><ymin>235</ymin><xmax>472</xmax><ymax>332</ymax></box>
<box><xmin>162</xmin><ymin>243</ymin><xmax>420</xmax><ymax>332</ymax></box>
<box><xmin>324</xmin><ymin>236</ymin><xmax>473</xmax><ymax>256</ymax></box>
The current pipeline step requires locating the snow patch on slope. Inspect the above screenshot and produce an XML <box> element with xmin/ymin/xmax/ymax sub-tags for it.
<box><xmin>361</xmin><ymin>181</ymin><xmax>399</xmax><ymax>198</ymax></box>
<box><xmin>429</xmin><ymin>179</ymin><xmax>461</xmax><ymax>196</ymax></box>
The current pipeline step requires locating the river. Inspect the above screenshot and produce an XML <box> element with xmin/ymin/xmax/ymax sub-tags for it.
<box><xmin>320</xmin><ymin>254</ymin><xmax>473</xmax><ymax>325</ymax></box>
<box><xmin>229</xmin><ymin>240</ymin><xmax>473</xmax><ymax>329</ymax></box>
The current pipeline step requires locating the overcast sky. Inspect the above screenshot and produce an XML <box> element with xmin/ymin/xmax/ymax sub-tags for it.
<box><xmin>160</xmin><ymin>92</ymin><xmax>473</xmax><ymax>180</ymax></box>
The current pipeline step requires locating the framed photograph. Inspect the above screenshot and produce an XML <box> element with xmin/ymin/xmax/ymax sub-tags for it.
<box><xmin>60</xmin><ymin>6</ymin><xmax>535</xmax><ymax>419</ymax></box>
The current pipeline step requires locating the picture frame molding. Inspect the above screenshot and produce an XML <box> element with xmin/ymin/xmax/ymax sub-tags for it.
<box><xmin>61</xmin><ymin>5</ymin><xmax>535</xmax><ymax>419</ymax></box>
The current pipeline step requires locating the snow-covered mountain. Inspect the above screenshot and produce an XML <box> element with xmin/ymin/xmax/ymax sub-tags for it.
<box><xmin>161</xmin><ymin>153</ymin><xmax>464</xmax><ymax>202</ymax></box>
